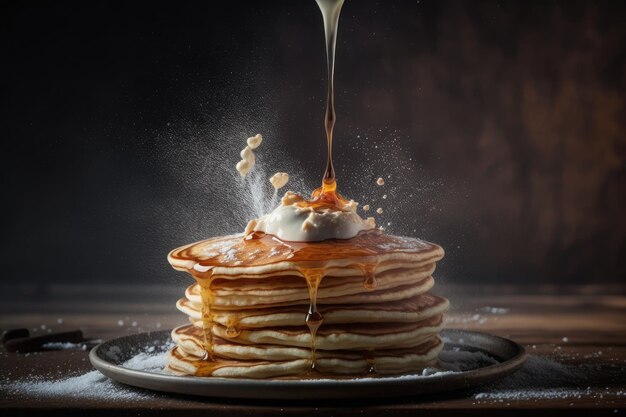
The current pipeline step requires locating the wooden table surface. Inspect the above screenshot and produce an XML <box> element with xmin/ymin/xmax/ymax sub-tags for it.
<box><xmin>1</xmin><ymin>283</ymin><xmax>625</xmax><ymax>416</ymax></box>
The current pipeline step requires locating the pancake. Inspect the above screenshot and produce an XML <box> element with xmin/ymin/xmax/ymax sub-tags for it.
<box><xmin>182</xmin><ymin>265</ymin><xmax>437</xmax><ymax>309</ymax></box>
<box><xmin>173</xmin><ymin>327</ymin><xmax>443</xmax><ymax>364</ymax></box>
<box><xmin>184</xmin><ymin>275</ymin><xmax>435</xmax><ymax>310</ymax></box>
<box><xmin>168</xmin><ymin>232</ymin><xmax>445</xmax><ymax>279</ymax></box>
<box><xmin>166</xmin><ymin>230</ymin><xmax>448</xmax><ymax>378</ymax></box>
<box><xmin>173</xmin><ymin>313</ymin><xmax>443</xmax><ymax>357</ymax></box>
<box><xmin>167</xmin><ymin>336</ymin><xmax>443</xmax><ymax>378</ymax></box>
<box><xmin>178</xmin><ymin>293</ymin><xmax>449</xmax><ymax>328</ymax></box>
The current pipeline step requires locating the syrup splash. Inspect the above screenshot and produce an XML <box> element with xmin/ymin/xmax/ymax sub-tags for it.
<box><xmin>308</xmin><ymin>178</ymin><xmax>350</xmax><ymax>209</ymax></box>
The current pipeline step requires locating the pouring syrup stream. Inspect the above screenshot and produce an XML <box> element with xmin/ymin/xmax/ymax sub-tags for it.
<box><xmin>311</xmin><ymin>0</ymin><xmax>348</xmax><ymax>209</ymax></box>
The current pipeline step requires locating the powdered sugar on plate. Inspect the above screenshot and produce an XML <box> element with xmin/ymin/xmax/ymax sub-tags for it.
<box><xmin>2</xmin><ymin>341</ymin><xmax>173</xmax><ymax>401</ymax></box>
<box><xmin>3</xmin><ymin>369</ymin><xmax>151</xmax><ymax>400</ymax></box>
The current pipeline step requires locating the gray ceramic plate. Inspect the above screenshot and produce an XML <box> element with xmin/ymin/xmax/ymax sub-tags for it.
<box><xmin>89</xmin><ymin>329</ymin><xmax>526</xmax><ymax>399</ymax></box>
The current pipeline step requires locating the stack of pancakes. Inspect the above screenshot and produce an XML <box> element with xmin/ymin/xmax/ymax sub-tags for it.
<box><xmin>167</xmin><ymin>231</ymin><xmax>447</xmax><ymax>378</ymax></box>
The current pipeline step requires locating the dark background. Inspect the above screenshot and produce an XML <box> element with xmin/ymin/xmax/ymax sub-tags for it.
<box><xmin>1</xmin><ymin>0</ymin><xmax>625</xmax><ymax>287</ymax></box>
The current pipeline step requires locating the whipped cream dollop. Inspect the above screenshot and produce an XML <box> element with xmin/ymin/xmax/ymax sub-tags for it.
<box><xmin>245</xmin><ymin>191</ymin><xmax>376</xmax><ymax>242</ymax></box>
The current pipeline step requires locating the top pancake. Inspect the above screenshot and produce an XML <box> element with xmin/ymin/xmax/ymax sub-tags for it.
<box><xmin>168</xmin><ymin>230</ymin><xmax>445</xmax><ymax>278</ymax></box>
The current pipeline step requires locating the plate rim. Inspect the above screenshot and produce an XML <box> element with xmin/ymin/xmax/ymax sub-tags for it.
<box><xmin>89</xmin><ymin>328</ymin><xmax>527</xmax><ymax>398</ymax></box>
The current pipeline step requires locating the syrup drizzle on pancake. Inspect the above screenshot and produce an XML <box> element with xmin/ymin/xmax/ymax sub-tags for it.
<box><xmin>172</xmin><ymin>229</ymin><xmax>436</xmax><ymax>269</ymax></box>
<box><xmin>302</xmin><ymin>268</ymin><xmax>325</xmax><ymax>368</ymax></box>
<box><xmin>199</xmin><ymin>282</ymin><xmax>214</xmax><ymax>360</ymax></box>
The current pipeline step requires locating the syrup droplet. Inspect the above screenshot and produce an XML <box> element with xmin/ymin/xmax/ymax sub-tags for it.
<box><xmin>306</xmin><ymin>311</ymin><xmax>324</xmax><ymax>327</ymax></box>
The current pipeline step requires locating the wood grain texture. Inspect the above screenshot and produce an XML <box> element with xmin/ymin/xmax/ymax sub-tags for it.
<box><xmin>0</xmin><ymin>284</ymin><xmax>625</xmax><ymax>416</ymax></box>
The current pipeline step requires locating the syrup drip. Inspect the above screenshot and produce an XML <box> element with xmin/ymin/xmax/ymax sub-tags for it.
<box><xmin>199</xmin><ymin>278</ymin><xmax>214</xmax><ymax>360</ymax></box>
<box><xmin>225</xmin><ymin>317</ymin><xmax>241</xmax><ymax>339</ymax></box>
<box><xmin>360</xmin><ymin>263</ymin><xmax>378</xmax><ymax>291</ymax></box>
<box><xmin>302</xmin><ymin>268</ymin><xmax>325</xmax><ymax>369</ymax></box>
